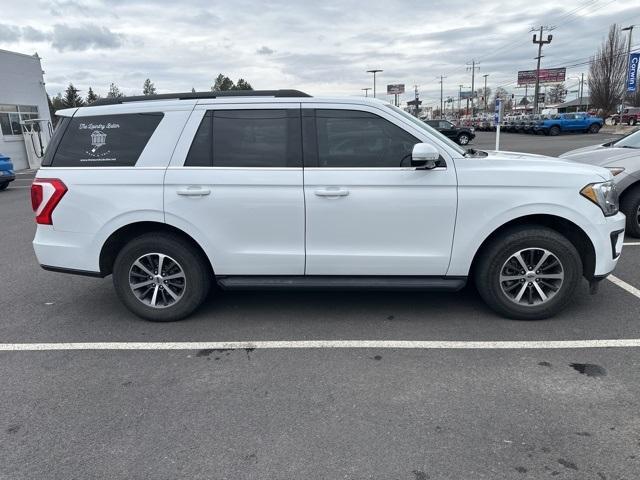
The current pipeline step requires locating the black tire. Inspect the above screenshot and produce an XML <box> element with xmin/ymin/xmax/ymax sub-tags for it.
<box><xmin>629</xmin><ymin>118</ymin><xmax>637</xmax><ymax>126</ymax></box>
<box><xmin>113</xmin><ymin>232</ymin><xmax>211</xmax><ymax>321</ymax></box>
<box><xmin>621</xmin><ymin>186</ymin><xmax>640</xmax><ymax>238</ymax></box>
<box><xmin>549</xmin><ymin>126</ymin><xmax>561</xmax><ymax>136</ymax></box>
<box><xmin>457</xmin><ymin>133</ymin><xmax>470</xmax><ymax>145</ymax></box>
<box><xmin>474</xmin><ymin>226</ymin><xmax>583</xmax><ymax>320</ymax></box>
<box><xmin>588</xmin><ymin>124</ymin><xmax>600</xmax><ymax>134</ymax></box>
<box><xmin>0</xmin><ymin>182</ymin><xmax>8</xmax><ymax>191</ymax></box>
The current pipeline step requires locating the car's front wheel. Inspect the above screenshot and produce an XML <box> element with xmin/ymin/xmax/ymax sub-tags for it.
<box><xmin>630</xmin><ymin>118</ymin><xmax>637</xmax><ymax>126</ymax></box>
<box><xmin>113</xmin><ymin>233</ymin><xmax>211</xmax><ymax>321</ymax></box>
<box><xmin>588</xmin><ymin>123</ymin><xmax>600</xmax><ymax>134</ymax></box>
<box><xmin>549</xmin><ymin>126</ymin><xmax>561</xmax><ymax>136</ymax></box>
<box><xmin>621</xmin><ymin>187</ymin><xmax>640</xmax><ymax>238</ymax></box>
<box><xmin>0</xmin><ymin>182</ymin><xmax>8</xmax><ymax>191</ymax></box>
<box><xmin>475</xmin><ymin>226</ymin><xmax>583</xmax><ymax>320</ymax></box>
<box><xmin>457</xmin><ymin>133</ymin><xmax>470</xmax><ymax>145</ymax></box>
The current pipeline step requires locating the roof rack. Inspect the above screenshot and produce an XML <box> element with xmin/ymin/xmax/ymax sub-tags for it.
<box><xmin>89</xmin><ymin>89</ymin><xmax>311</xmax><ymax>106</ymax></box>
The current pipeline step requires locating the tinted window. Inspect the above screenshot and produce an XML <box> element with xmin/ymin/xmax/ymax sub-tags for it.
<box><xmin>50</xmin><ymin>113</ymin><xmax>163</xmax><ymax>167</ymax></box>
<box><xmin>315</xmin><ymin>109</ymin><xmax>419</xmax><ymax>168</ymax></box>
<box><xmin>185</xmin><ymin>109</ymin><xmax>301</xmax><ymax>167</ymax></box>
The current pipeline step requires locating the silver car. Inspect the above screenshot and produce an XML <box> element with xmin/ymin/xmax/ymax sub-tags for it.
<box><xmin>561</xmin><ymin>129</ymin><xmax>640</xmax><ymax>237</ymax></box>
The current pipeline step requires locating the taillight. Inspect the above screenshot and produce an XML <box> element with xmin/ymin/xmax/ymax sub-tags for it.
<box><xmin>31</xmin><ymin>178</ymin><xmax>67</xmax><ymax>225</ymax></box>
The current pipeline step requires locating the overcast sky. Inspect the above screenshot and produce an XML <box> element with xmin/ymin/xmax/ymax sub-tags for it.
<box><xmin>1</xmin><ymin>0</ymin><xmax>639</xmax><ymax>108</ymax></box>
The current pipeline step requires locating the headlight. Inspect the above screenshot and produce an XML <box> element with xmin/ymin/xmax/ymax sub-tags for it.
<box><xmin>580</xmin><ymin>180</ymin><xmax>619</xmax><ymax>216</ymax></box>
<box><xmin>606</xmin><ymin>167</ymin><xmax>625</xmax><ymax>176</ymax></box>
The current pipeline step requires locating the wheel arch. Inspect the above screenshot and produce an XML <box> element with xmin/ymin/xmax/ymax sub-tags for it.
<box><xmin>469</xmin><ymin>214</ymin><xmax>596</xmax><ymax>281</ymax></box>
<box><xmin>99</xmin><ymin>221</ymin><xmax>214</xmax><ymax>277</ymax></box>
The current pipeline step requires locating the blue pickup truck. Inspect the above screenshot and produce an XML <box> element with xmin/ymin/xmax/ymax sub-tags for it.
<box><xmin>0</xmin><ymin>154</ymin><xmax>15</xmax><ymax>191</ymax></box>
<box><xmin>533</xmin><ymin>112</ymin><xmax>604</xmax><ymax>136</ymax></box>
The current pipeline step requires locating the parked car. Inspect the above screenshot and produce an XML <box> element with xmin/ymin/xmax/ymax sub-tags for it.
<box><xmin>424</xmin><ymin>119</ymin><xmax>475</xmax><ymax>145</ymax></box>
<box><xmin>561</xmin><ymin>128</ymin><xmax>640</xmax><ymax>237</ymax></box>
<box><xmin>0</xmin><ymin>154</ymin><xmax>15</xmax><ymax>190</ymax></box>
<box><xmin>534</xmin><ymin>112</ymin><xmax>603</xmax><ymax>136</ymax></box>
<box><xmin>32</xmin><ymin>90</ymin><xmax>625</xmax><ymax>322</ymax></box>
<box><xmin>618</xmin><ymin>107</ymin><xmax>640</xmax><ymax>126</ymax></box>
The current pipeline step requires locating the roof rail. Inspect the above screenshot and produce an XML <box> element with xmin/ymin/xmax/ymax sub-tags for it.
<box><xmin>89</xmin><ymin>89</ymin><xmax>311</xmax><ymax>106</ymax></box>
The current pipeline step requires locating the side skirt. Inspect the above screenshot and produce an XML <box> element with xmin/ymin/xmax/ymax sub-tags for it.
<box><xmin>216</xmin><ymin>276</ymin><xmax>467</xmax><ymax>291</ymax></box>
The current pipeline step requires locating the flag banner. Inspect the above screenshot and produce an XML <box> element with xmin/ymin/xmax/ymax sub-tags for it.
<box><xmin>628</xmin><ymin>53</ymin><xmax>640</xmax><ymax>92</ymax></box>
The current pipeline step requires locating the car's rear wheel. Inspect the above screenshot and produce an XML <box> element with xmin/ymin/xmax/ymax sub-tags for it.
<box><xmin>457</xmin><ymin>133</ymin><xmax>470</xmax><ymax>145</ymax></box>
<box><xmin>0</xmin><ymin>182</ymin><xmax>8</xmax><ymax>191</ymax></box>
<box><xmin>588</xmin><ymin>124</ymin><xmax>600</xmax><ymax>134</ymax></box>
<box><xmin>630</xmin><ymin>118</ymin><xmax>637</xmax><ymax>126</ymax></box>
<box><xmin>549</xmin><ymin>126</ymin><xmax>561</xmax><ymax>136</ymax></box>
<box><xmin>621</xmin><ymin>187</ymin><xmax>640</xmax><ymax>238</ymax></box>
<box><xmin>475</xmin><ymin>226</ymin><xmax>582</xmax><ymax>320</ymax></box>
<box><xmin>113</xmin><ymin>233</ymin><xmax>211</xmax><ymax>321</ymax></box>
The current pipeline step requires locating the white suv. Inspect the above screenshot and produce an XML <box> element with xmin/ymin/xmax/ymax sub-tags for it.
<box><xmin>32</xmin><ymin>90</ymin><xmax>625</xmax><ymax>321</ymax></box>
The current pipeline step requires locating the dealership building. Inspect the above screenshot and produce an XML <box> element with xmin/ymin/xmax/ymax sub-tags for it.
<box><xmin>0</xmin><ymin>48</ymin><xmax>53</xmax><ymax>171</ymax></box>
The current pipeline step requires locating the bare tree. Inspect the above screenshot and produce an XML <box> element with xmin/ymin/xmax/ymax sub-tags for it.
<box><xmin>588</xmin><ymin>24</ymin><xmax>626</xmax><ymax>116</ymax></box>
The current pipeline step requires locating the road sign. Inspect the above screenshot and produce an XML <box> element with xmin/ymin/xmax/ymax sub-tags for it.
<box><xmin>387</xmin><ymin>84</ymin><xmax>405</xmax><ymax>95</ymax></box>
<box><xmin>628</xmin><ymin>53</ymin><xmax>640</xmax><ymax>92</ymax></box>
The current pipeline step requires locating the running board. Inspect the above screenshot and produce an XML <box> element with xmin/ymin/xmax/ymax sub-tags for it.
<box><xmin>216</xmin><ymin>276</ymin><xmax>467</xmax><ymax>291</ymax></box>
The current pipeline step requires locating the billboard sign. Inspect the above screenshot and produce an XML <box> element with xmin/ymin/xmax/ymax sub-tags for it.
<box><xmin>628</xmin><ymin>53</ymin><xmax>640</xmax><ymax>92</ymax></box>
<box><xmin>460</xmin><ymin>90</ymin><xmax>474</xmax><ymax>99</ymax></box>
<box><xmin>387</xmin><ymin>84</ymin><xmax>405</xmax><ymax>95</ymax></box>
<box><xmin>517</xmin><ymin>68</ymin><xmax>566</xmax><ymax>85</ymax></box>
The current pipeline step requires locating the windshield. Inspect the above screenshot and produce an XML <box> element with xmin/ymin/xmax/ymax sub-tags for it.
<box><xmin>385</xmin><ymin>104</ymin><xmax>466</xmax><ymax>156</ymax></box>
<box><xmin>613</xmin><ymin>128</ymin><xmax>640</xmax><ymax>148</ymax></box>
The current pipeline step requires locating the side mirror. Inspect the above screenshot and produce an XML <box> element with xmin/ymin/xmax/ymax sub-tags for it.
<box><xmin>411</xmin><ymin>143</ymin><xmax>440</xmax><ymax>169</ymax></box>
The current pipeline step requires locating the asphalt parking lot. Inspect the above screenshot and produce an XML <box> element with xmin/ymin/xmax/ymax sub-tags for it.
<box><xmin>1</xmin><ymin>136</ymin><xmax>640</xmax><ymax>479</ymax></box>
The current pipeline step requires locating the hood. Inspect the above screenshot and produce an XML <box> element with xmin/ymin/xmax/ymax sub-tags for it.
<box><xmin>558</xmin><ymin>146</ymin><xmax>640</xmax><ymax>166</ymax></box>
<box><xmin>559</xmin><ymin>143</ymin><xmax>607</xmax><ymax>157</ymax></box>
<box><xmin>479</xmin><ymin>150</ymin><xmax>611</xmax><ymax>182</ymax></box>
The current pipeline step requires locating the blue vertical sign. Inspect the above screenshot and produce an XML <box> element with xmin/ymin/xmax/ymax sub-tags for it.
<box><xmin>628</xmin><ymin>52</ymin><xmax>640</xmax><ymax>92</ymax></box>
<box><xmin>494</xmin><ymin>99</ymin><xmax>502</xmax><ymax>123</ymax></box>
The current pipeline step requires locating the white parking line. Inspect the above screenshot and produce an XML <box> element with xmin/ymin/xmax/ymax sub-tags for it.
<box><xmin>1</xmin><ymin>339</ymin><xmax>640</xmax><ymax>351</ymax></box>
<box><xmin>624</xmin><ymin>242</ymin><xmax>640</xmax><ymax>246</ymax></box>
<box><xmin>608</xmin><ymin>274</ymin><xmax>640</xmax><ymax>299</ymax></box>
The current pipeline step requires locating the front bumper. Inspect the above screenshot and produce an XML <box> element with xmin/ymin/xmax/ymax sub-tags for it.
<box><xmin>592</xmin><ymin>212</ymin><xmax>626</xmax><ymax>277</ymax></box>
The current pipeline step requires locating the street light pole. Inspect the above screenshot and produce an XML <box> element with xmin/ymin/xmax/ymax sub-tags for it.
<box><xmin>482</xmin><ymin>74</ymin><xmax>489</xmax><ymax>112</ymax></box>
<box><xmin>622</xmin><ymin>25</ymin><xmax>635</xmax><ymax>104</ymax></box>
<box><xmin>366</xmin><ymin>69</ymin><xmax>383</xmax><ymax>98</ymax></box>
<box><xmin>362</xmin><ymin>87</ymin><xmax>371</xmax><ymax>97</ymax></box>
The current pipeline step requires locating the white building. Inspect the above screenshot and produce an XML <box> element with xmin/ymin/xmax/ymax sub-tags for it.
<box><xmin>0</xmin><ymin>49</ymin><xmax>53</xmax><ymax>170</ymax></box>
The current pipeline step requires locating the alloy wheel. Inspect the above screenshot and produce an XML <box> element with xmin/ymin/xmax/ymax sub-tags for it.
<box><xmin>129</xmin><ymin>253</ymin><xmax>186</xmax><ymax>308</ymax></box>
<box><xmin>499</xmin><ymin>248</ymin><xmax>564</xmax><ymax>306</ymax></box>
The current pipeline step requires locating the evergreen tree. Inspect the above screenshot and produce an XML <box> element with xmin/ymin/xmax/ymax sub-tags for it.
<box><xmin>86</xmin><ymin>87</ymin><xmax>99</xmax><ymax>104</ymax></box>
<box><xmin>212</xmin><ymin>74</ymin><xmax>235</xmax><ymax>91</ymax></box>
<box><xmin>191</xmin><ymin>87</ymin><xmax>196</xmax><ymax>93</ymax></box>
<box><xmin>62</xmin><ymin>83</ymin><xmax>84</xmax><ymax>108</ymax></box>
<box><xmin>107</xmin><ymin>83</ymin><xmax>124</xmax><ymax>98</ymax></box>
<box><xmin>233</xmin><ymin>78</ymin><xmax>253</xmax><ymax>90</ymax></box>
<box><xmin>142</xmin><ymin>78</ymin><xmax>156</xmax><ymax>95</ymax></box>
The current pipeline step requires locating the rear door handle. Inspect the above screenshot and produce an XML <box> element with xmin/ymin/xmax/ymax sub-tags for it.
<box><xmin>177</xmin><ymin>186</ymin><xmax>211</xmax><ymax>197</ymax></box>
<box><xmin>314</xmin><ymin>188</ymin><xmax>349</xmax><ymax>197</ymax></box>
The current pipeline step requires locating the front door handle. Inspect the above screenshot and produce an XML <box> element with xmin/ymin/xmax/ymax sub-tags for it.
<box><xmin>314</xmin><ymin>188</ymin><xmax>349</xmax><ymax>197</ymax></box>
<box><xmin>177</xmin><ymin>186</ymin><xmax>211</xmax><ymax>197</ymax></box>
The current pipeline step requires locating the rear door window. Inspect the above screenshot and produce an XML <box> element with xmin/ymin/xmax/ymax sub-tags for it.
<box><xmin>185</xmin><ymin>109</ymin><xmax>301</xmax><ymax>167</ymax></box>
<box><xmin>49</xmin><ymin>113</ymin><xmax>163</xmax><ymax>167</ymax></box>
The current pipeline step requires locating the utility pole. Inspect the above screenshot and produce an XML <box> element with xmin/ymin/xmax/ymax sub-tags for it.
<box><xmin>482</xmin><ymin>74</ymin><xmax>489</xmax><ymax>112</ymax></box>
<box><xmin>466</xmin><ymin>60</ymin><xmax>480</xmax><ymax>114</ymax></box>
<box><xmin>414</xmin><ymin>84</ymin><xmax>420</xmax><ymax>117</ymax></box>
<box><xmin>366</xmin><ymin>69</ymin><xmax>383</xmax><ymax>98</ymax></box>
<box><xmin>532</xmin><ymin>26</ymin><xmax>554</xmax><ymax>113</ymax></box>
<box><xmin>458</xmin><ymin>84</ymin><xmax>463</xmax><ymax>118</ymax></box>
<box><xmin>579</xmin><ymin>72</ymin><xmax>584</xmax><ymax>112</ymax></box>
<box><xmin>622</xmin><ymin>25</ymin><xmax>635</xmax><ymax>104</ymax></box>
<box><xmin>438</xmin><ymin>75</ymin><xmax>446</xmax><ymax>119</ymax></box>
<box><xmin>362</xmin><ymin>87</ymin><xmax>371</xmax><ymax>97</ymax></box>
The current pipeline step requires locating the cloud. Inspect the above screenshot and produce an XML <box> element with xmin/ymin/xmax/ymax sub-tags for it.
<box><xmin>51</xmin><ymin>24</ymin><xmax>123</xmax><ymax>51</ymax></box>
<box><xmin>21</xmin><ymin>26</ymin><xmax>50</xmax><ymax>42</ymax></box>
<box><xmin>0</xmin><ymin>24</ymin><xmax>21</xmax><ymax>42</ymax></box>
<box><xmin>256</xmin><ymin>46</ymin><xmax>275</xmax><ymax>55</ymax></box>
